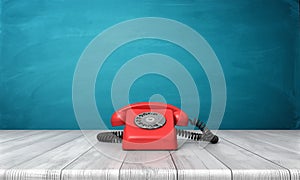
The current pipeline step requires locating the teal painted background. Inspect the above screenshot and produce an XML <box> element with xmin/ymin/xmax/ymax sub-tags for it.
<box><xmin>0</xmin><ymin>0</ymin><xmax>299</xmax><ymax>129</ymax></box>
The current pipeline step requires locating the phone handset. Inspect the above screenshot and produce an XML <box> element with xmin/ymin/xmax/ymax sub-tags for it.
<box><xmin>97</xmin><ymin>102</ymin><xmax>218</xmax><ymax>150</ymax></box>
<box><xmin>111</xmin><ymin>102</ymin><xmax>189</xmax><ymax>126</ymax></box>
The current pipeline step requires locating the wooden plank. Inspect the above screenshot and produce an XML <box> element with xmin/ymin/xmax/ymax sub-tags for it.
<box><xmin>262</xmin><ymin>130</ymin><xmax>300</xmax><ymax>137</ymax></box>
<box><xmin>171</xmin><ymin>142</ymin><xmax>231</xmax><ymax>180</ymax></box>
<box><xmin>0</xmin><ymin>130</ymin><xmax>42</xmax><ymax>143</ymax></box>
<box><xmin>205</xmin><ymin>137</ymin><xmax>290</xmax><ymax>180</ymax></box>
<box><xmin>220</xmin><ymin>130</ymin><xmax>300</xmax><ymax>153</ymax></box>
<box><xmin>262</xmin><ymin>130</ymin><xmax>300</xmax><ymax>139</ymax></box>
<box><xmin>0</xmin><ymin>130</ymin><xmax>298</xmax><ymax>180</ymax></box>
<box><xmin>0</xmin><ymin>130</ymin><xmax>27</xmax><ymax>139</ymax></box>
<box><xmin>0</xmin><ymin>131</ymin><xmax>81</xmax><ymax>179</ymax></box>
<box><xmin>0</xmin><ymin>130</ymin><xmax>68</xmax><ymax>154</ymax></box>
<box><xmin>4</xmin><ymin>131</ymin><xmax>97</xmax><ymax>180</ymax></box>
<box><xmin>120</xmin><ymin>151</ymin><xmax>176</xmax><ymax>180</ymax></box>
<box><xmin>218</xmin><ymin>130</ymin><xmax>300</xmax><ymax>180</ymax></box>
<box><xmin>62</xmin><ymin>142</ymin><xmax>126</xmax><ymax>180</ymax></box>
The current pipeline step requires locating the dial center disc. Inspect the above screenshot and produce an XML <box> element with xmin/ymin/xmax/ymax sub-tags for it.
<box><xmin>134</xmin><ymin>112</ymin><xmax>166</xmax><ymax>129</ymax></box>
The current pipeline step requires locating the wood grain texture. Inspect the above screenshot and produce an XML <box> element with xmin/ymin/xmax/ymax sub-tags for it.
<box><xmin>0</xmin><ymin>130</ymin><xmax>299</xmax><ymax>180</ymax></box>
<box><xmin>62</xmin><ymin>143</ymin><xmax>126</xmax><ymax>180</ymax></box>
<box><xmin>261</xmin><ymin>130</ymin><xmax>300</xmax><ymax>137</ymax></box>
<box><xmin>171</xmin><ymin>142</ymin><xmax>231</xmax><ymax>180</ymax></box>
<box><xmin>4</xmin><ymin>131</ymin><xmax>96</xmax><ymax>180</ymax></box>
<box><xmin>0</xmin><ymin>131</ymin><xmax>80</xmax><ymax>179</ymax></box>
<box><xmin>120</xmin><ymin>151</ymin><xmax>176</xmax><ymax>180</ymax></box>
<box><xmin>218</xmin><ymin>130</ymin><xmax>300</xmax><ymax>180</ymax></box>
<box><xmin>0</xmin><ymin>130</ymin><xmax>42</xmax><ymax>143</ymax></box>
<box><xmin>205</xmin><ymin>138</ymin><xmax>290</xmax><ymax>180</ymax></box>
<box><xmin>0</xmin><ymin>130</ymin><xmax>67</xmax><ymax>154</ymax></box>
<box><xmin>221</xmin><ymin>130</ymin><xmax>300</xmax><ymax>153</ymax></box>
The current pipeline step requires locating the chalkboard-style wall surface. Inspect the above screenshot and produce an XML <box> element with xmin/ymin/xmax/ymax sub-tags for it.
<box><xmin>0</xmin><ymin>0</ymin><xmax>299</xmax><ymax>129</ymax></box>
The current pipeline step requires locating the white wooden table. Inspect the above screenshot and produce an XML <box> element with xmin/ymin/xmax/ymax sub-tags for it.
<box><xmin>0</xmin><ymin>130</ymin><xmax>299</xmax><ymax>180</ymax></box>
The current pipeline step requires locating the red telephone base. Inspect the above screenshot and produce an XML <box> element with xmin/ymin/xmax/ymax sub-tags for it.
<box><xmin>122</xmin><ymin>129</ymin><xmax>178</xmax><ymax>150</ymax></box>
<box><xmin>110</xmin><ymin>102</ymin><xmax>189</xmax><ymax>150</ymax></box>
<box><xmin>122</xmin><ymin>109</ymin><xmax>178</xmax><ymax>150</ymax></box>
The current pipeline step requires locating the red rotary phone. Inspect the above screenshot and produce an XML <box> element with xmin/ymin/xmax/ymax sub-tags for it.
<box><xmin>97</xmin><ymin>102</ymin><xmax>218</xmax><ymax>150</ymax></box>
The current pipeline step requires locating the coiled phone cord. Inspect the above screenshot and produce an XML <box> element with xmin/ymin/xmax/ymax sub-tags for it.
<box><xmin>97</xmin><ymin>119</ymin><xmax>219</xmax><ymax>144</ymax></box>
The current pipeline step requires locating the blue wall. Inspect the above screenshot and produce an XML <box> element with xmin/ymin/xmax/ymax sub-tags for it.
<box><xmin>0</xmin><ymin>0</ymin><xmax>299</xmax><ymax>129</ymax></box>
<box><xmin>296</xmin><ymin>20</ymin><xmax>300</xmax><ymax>129</ymax></box>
